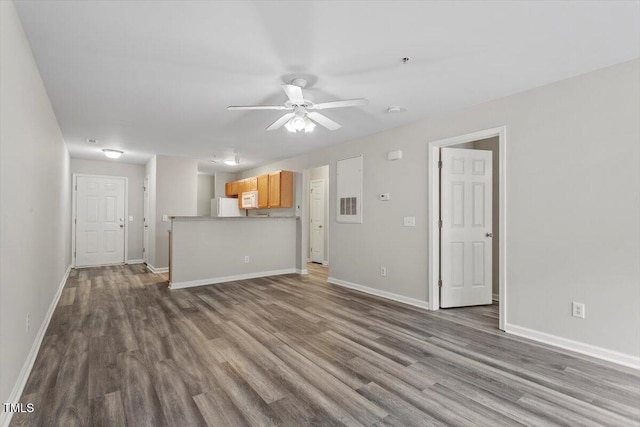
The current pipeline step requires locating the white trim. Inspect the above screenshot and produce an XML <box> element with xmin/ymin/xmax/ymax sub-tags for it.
<box><xmin>296</xmin><ymin>269</ymin><xmax>309</xmax><ymax>275</ymax></box>
<box><xmin>505</xmin><ymin>323</ymin><xmax>640</xmax><ymax>370</ymax></box>
<box><xmin>492</xmin><ymin>293</ymin><xmax>500</xmax><ymax>302</ymax></box>
<box><xmin>427</xmin><ymin>126</ymin><xmax>507</xmax><ymax>331</ymax></box>
<box><xmin>322</xmin><ymin>261</ymin><xmax>329</xmax><ymax>266</ymax></box>
<box><xmin>146</xmin><ymin>264</ymin><xmax>169</xmax><ymax>274</ymax></box>
<box><xmin>126</xmin><ymin>259</ymin><xmax>144</xmax><ymax>264</ymax></box>
<box><xmin>170</xmin><ymin>269</ymin><xmax>297</xmax><ymax>290</ymax></box>
<box><xmin>72</xmin><ymin>174</ymin><xmax>129</xmax><ymax>268</ymax></box>
<box><xmin>0</xmin><ymin>265</ymin><xmax>71</xmax><ymax>427</ymax></box>
<box><xmin>327</xmin><ymin>277</ymin><xmax>429</xmax><ymax>310</ymax></box>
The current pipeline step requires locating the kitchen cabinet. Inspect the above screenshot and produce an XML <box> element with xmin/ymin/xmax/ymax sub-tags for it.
<box><xmin>268</xmin><ymin>171</ymin><xmax>293</xmax><ymax>208</ymax></box>
<box><xmin>225</xmin><ymin>171</ymin><xmax>293</xmax><ymax>209</ymax></box>
<box><xmin>225</xmin><ymin>180</ymin><xmax>239</xmax><ymax>197</ymax></box>
<box><xmin>257</xmin><ymin>174</ymin><xmax>269</xmax><ymax>208</ymax></box>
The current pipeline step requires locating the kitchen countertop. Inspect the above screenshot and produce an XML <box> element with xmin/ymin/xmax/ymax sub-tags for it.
<box><xmin>171</xmin><ymin>215</ymin><xmax>297</xmax><ymax>221</ymax></box>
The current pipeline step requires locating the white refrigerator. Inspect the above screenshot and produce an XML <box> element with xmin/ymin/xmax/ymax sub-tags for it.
<box><xmin>211</xmin><ymin>197</ymin><xmax>243</xmax><ymax>217</ymax></box>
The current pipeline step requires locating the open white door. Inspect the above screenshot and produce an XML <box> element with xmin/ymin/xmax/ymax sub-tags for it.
<box><xmin>440</xmin><ymin>147</ymin><xmax>493</xmax><ymax>308</ymax></box>
<box><xmin>143</xmin><ymin>176</ymin><xmax>149</xmax><ymax>263</ymax></box>
<box><xmin>310</xmin><ymin>179</ymin><xmax>325</xmax><ymax>264</ymax></box>
<box><xmin>75</xmin><ymin>176</ymin><xmax>126</xmax><ymax>267</ymax></box>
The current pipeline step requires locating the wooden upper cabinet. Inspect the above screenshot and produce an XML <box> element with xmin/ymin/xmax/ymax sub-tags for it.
<box><xmin>268</xmin><ymin>171</ymin><xmax>293</xmax><ymax>208</ymax></box>
<box><xmin>225</xmin><ymin>180</ymin><xmax>239</xmax><ymax>197</ymax></box>
<box><xmin>257</xmin><ymin>174</ymin><xmax>269</xmax><ymax>208</ymax></box>
<box><xmin>246</xmin><ymin>177</ymin><xmax>258</xmax><ymax>192</ymax></box>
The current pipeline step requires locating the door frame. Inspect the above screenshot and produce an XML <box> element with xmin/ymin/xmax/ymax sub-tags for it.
<box><xmin>71</xmin><ymin>173</ymin><xmax>129</xmax><ymax>268</ymax></box>
<box><xmin>309</xmin><ymin>178</ymin><xmax>327</xmax><ymax>264</ymax></box>
<box><xmin>427</xmin><ymin>126</ymin><xmax>507</xmax><ymax>330</ymax></box>
<box><xmin>143</xmin><ymin>175</ymin><xmax>149</xmax><ymax>264</ymax></box>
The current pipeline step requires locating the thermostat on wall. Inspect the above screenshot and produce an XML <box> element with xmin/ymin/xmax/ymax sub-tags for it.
<box><xmin>388</xmin><ymin>150</ymin><xmax>403</xmax><ymax>161</ymax></box>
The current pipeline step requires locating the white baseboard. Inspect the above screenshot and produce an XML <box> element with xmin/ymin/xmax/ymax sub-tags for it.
<box><xmin>492</xmin><ymin>293</ymin><xmax>500</xmax><ymax>302</ymax></box>
<box><xmin>0</xmin><ymin>264</ymin><xmax>72</xmax><ymax>427</ymax></box>
<box><xmin>322</xmin><ymin>261</ymin><xmax>329</xmax><ymax>266</ymax></box>
<box><xmin>146</xmin><ymin>264</ymin><xmax>169</xmax><ymax>274</ymax></box>
<box><xmin>327</xmin><ymin>277</ymin><xmax>429</xmax><ymax>311</ymax></box>
<box><xmin>126</xmin><ymin>259</ymin><xmax>144</xmax><ymax>265</ymax></box>
<box><xmin>170</xmin><ymin>269</ymin><xmax>297</xmax><ymax>290</ymax></box>
<box><xmin>296</xmin><ymin>269</ymin><xmax>309</xmax><ymax>275</ymax></box>
<box><xmin>505</xmin><ymin>323</ymin><xmax>640</xmax><ymax>370</ymax></box>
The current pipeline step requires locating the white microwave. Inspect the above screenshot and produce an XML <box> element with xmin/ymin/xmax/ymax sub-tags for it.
<box><xmin>240</xmin><ymin>191</ymin><xmax>258</xmax><ymax>209</ymax></box>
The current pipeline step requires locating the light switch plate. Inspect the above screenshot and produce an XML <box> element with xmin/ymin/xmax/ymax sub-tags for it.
<box><xmin>162</xmin><ymin>214</ymin><xmax>168</xmax><ymax>222</ymax></box>
<box><xmin>403</xmin><ymin>216</ymin><xmax>416</xmax><ymax>227</ymax></box>
<box><xmin>129</xmin><ymin>216</ymin><xmax>134</xmax><ymax>222</ymax></box>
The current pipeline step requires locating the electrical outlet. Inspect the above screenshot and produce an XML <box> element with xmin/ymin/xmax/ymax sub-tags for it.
<box><xmin>244</xmin><ymin>256</ymin><xmax>250</xmax><ymax>263</ymax></box>
<box><xmin>380</xmin><ymin>267</ymin><xmax>387</xmax><ymax>277</ymax></box>
<box><xmin>26</xmin><ymin>313</ymin><xmax>30</xmax><ymax>332</ymax></box>
<box><xmin>572</xmin><ymin>302</ymin><xmax>585</xmax><ymax>319</ymax></box>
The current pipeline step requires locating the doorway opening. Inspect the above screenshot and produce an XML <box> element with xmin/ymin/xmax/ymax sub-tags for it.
<box><xmin>428</xmin><ymin>127</ymin><xmax>506</xmax><ymax>331</ymax></box>
<box><xmin>308</xmin><ymin>165</ymin><xmax>329</xmax><ymax>266</ymax></box>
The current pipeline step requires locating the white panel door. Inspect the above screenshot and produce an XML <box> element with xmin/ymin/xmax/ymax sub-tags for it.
<box><xmin>440</xmin><ymin>147</ymin><xmax>493</xmax><ymax>308</ymax></box>
<box><xmin>143</xmin><ymin>176</ymin><xmax>149</xmax><ymax>263</ymax></box>
<box><xmin>76</xmin><ymin>176</ymin><xmax>126</xmax><ymax>267</ymax></box>
<box><xmin>310</xmin><ymin>179</ymin><xmax>325</xmax><ymax>264</ymax></box>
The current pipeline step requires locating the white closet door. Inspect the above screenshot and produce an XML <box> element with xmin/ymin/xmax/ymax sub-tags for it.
<box><xmin>440</xmin><ymin>148</ymin><xmax>493</xmax><ymax>308</ymax></box>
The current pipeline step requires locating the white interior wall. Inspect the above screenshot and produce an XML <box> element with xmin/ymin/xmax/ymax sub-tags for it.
<box><xmin>0</xmin><ymin>0</ymin><xmax>71</xmax><ymax>409</ymax></box>
<box><xmin>240</xmin><ymin>59</ymin><xmax>640</xmax><ymax>360</ymax></box>
<box><xmin>70</xmin><ymin>159</ymin><xmax>145</xmax><ymax>260</ymax></box>
<box><xmin>144</xmin><ymin>156</ymin><xmax>157</xmax><ymax>267</ymax></box>
<box><xmin>154</xmin><ymin>155</ymin><xmax>198</xmax><ymax>269</ymax></box>
<box><xmin>213</xmin><ymin>171</ymin><xmax>237</xmax><ymax>198</ymax></box>
<box><xmin>197</xmin><ymin>174</ymin><xmax>215</xmax><ymax>216</ymax></box>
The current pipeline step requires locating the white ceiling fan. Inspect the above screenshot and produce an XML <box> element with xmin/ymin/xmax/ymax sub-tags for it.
<box><xmin>227</xmin><ymin>78</ymin><xmax>368</xmax><ymax>132</ymax></box>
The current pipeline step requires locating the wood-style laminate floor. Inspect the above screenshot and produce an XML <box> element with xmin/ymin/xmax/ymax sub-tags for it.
<box><xmin>11</xmin><ymin>263</ymin><xmax>640</xmax><ymax>426</ymax></box>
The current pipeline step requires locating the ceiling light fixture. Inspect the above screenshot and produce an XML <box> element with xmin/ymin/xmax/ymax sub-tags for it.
<box><xmin>286</xmin><ymin>116</ymin><xmax>316</xmax><ymax>133</ymax></box>
<box><xmin>102</xmin><ymin>149</ymin><xmax>123</xmax><ymax>159</ymax></box>
<box><xmin>224</xmin><ymin>153</ymin><xmax>240</xmax><ymax>166</ymax></box>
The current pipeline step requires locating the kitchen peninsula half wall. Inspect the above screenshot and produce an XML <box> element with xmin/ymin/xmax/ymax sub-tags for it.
<box><xmin>169</xmin><ymin>216</ymin><xmax>297</xmax><ymax>289</ymax></box>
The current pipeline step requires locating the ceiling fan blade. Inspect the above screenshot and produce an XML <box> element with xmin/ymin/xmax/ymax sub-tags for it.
<box><xmin>266</xmin><ymin>113</ymin><xmax>295</xmax><ymax>131</ymax></box>
<box><xmin>227</xmin><ymin>105</ymin><xmax>290</xmax><ymax>110</ymax></box>
<box><xmin>307</xmin><ymin>112</ymin><xmax>342</xmax><ymax>131</ymax></box>
<box><xmin>281</xmin><ymin>84</ymin><xmax>304</xmax><ymax>105</ymax></box>
<box><xmin>310</xmin><ymin>98</ymin><xmax>369</xmax><ymax>110</ymax></box>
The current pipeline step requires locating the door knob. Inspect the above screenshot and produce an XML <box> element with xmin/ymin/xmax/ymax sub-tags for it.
<box><xmin>120</xmin><ymin>224</ymin><xmax>124</xmax><ymax>228</ymax></box>
<box><xmin>319</xmin><ymin>225</ymin><xmax>322</xmax><ymax>228</ymax></box>
<box><xmin>486</xmin><ymin>232</ymin><xmax>493</xmax><ymax>237</ymax></box>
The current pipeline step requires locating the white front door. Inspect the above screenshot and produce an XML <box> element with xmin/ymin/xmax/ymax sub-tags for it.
<box><xmin>75</xmin><ymin>176</ymin><xmax>126</xmax><ymax>267</ymax></box>
<box><xmin>310</xmin><ymin>179</ymin><xmax>325</xmax><ymax>264</ymax></box>
<box><xmin>440</xmin><ymin>147</ymin><xmax>493</xmax><ymax>308</ymax></box>
<box><xmin>143</xmin><ymin>176</ymin><xmax>149</xmax><ymax>263</ymax></box>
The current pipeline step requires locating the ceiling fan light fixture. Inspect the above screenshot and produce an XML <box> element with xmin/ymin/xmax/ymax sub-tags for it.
<box><xmin>304</xmin><ymin>118</ymin><xmax>316</xmax><ymax>133</ymax></box>
<box><xmin>291</xmin><ymin>116</ymin><xmax>306</xmax><ymax>131</ymax></box>
<box><xmin>284</xmin><ymin>120</ymin><xmax>296</xmax><ymax>133</ymax></box>
<box><xmin>102</xmin><ymin>148</ymin><xmax>123</xmax><ymax>159</ymax></box>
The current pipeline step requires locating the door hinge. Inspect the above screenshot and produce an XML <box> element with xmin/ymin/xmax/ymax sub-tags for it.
<box><xmin>438</xmin><ymin>219</ymin><xmax>442</xmax><ymax>228</ymax></box>
<box><xmin>438</xmin><ymin>160</ymin><xmax>443</xmax><ymax>168</ymax></box>
<box><xmin>75</xmin><ymin>185</ymin><xmax>77</xmax><ymax>190</ymax></box>
<box><xmin>75</xmin><ymin>218</ymin><xmax>77</xmax><ymax>224</ymax></box>
<box><xmin>143</xmin><ymin>248</ymin><xmax>145</xmax><ymax>253</ymax></box>
<box><xmin>438</xmin><ymin>279</ymin><xmax>442</xmax><ymax>288</ymax></box>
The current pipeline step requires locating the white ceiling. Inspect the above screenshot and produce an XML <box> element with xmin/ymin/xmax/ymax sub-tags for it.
<box><xmin>14</xmin><ymin>1</ymin><xmax>640</xmax><ymax>173</ymax></box>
